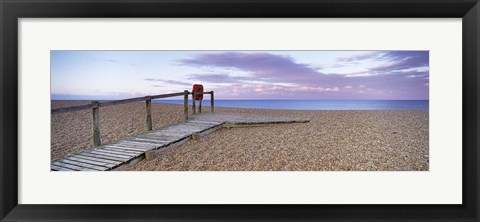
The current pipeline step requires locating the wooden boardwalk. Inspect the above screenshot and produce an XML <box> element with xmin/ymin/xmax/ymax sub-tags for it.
<box><xmin>51</xmin><ymin>112</ymin><xmax>310</xmax><ymax>171</ymax></box>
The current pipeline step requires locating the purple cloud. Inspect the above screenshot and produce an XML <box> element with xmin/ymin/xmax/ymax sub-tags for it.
<box><xmin>144</xmin><ymin>78</ymin><xmax>191</xmax><ymax>86</ymax></box>
<box><xmin>370</xmin><ymin>51</ymin><xmax>429</xmax><ymax>73</ymax></box>
<box><xmin>336</xmin><ymin>52</ymin><xmax>382</xmax><ymax>63</ymax></box>
<box><xmin>176</xmin><ymin>51</ymin><xmax>429</xmax><ymax>100</ymax></box>
<box><xmin>89</xmin><ymin>57</ymin><xmax>138</xmax><ymax>66</ymax></box>
<box><xmin>187</xmin><ymin>73</ymin><xmax>253</xmax><ymax>83</ymax></box>
<box><xmin>177</xmin><ymin>52</ymin><xmax>324</xmax><ymax>85</ymax></box>
<box><xmin>338</xmin><ymin>51</ymin><xmax>429</xmax><ymax>75</ymax></box>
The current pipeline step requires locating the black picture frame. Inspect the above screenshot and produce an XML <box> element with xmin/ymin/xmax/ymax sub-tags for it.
<box><xmin>1</xmin><ymin>0</ymin><xmax>479</xmax><ymax>221</ymax></box>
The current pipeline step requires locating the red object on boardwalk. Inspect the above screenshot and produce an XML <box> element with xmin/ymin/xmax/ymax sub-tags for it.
<box><xmin>193</xmin><ymin>84</ymin><xmax>204</xmax><ymax>100</ymax></box>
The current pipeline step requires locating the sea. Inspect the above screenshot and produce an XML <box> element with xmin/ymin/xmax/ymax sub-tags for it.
<box><xmin>152</xmin><ymin>100</ymin><xmax>429</xmax><ymax>110</ymax></box>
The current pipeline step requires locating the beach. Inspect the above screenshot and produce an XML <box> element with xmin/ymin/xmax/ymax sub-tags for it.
<box><xmin>51</xmin><ymin>100</ymin><xmax>429</xmax><ymax>171</ymax></box>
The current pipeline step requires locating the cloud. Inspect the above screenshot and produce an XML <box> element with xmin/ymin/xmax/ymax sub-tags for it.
<box><xmin>175</xmin><ymin>51</ymin><xmax>429</xmax><ymax>100</ymax></box>
<box><xmin>177</xmin><ymin>52</ymin><xmax>326</xmax><ymax>86</ymax></box>
<box><xmin>345</xmin><ymin>72</ymin><xmax>376</xmax><ymax>78</ymax></box>
<box><xmin>337</xmin><ymin>51</ymin><xmax>429</xmax><ymax>78</ymax></box>
<box><xmin>368</xmin><ymin>51</ymin><xmax>429</xmax><ymax>73</ymax></box>
<box><xmin>326</xmin><ymin>87</ymin><xmax>340</xmax><ymax>91</ymax></box>
<box><xmin>336</xmin><ymin>52</ymin><xmax>382</xmax><ymax>63</ymax></box>
<box><xmin>338</xmin><ymin>51</ymin><xmax>428</xmax><ymax>69</ymax></box>
<box><xmin>144</xmin><ymin>78</ymin><xmax>192</xmax><ymax>86</ymax></box>
<box><xmin>187</xmin><ymin>73</ymin><xmax>253</xmax><ymax>83</ymax></box>
<box><xmin>89</xmin><ymin>57</ymin><xmax>138</xmax><ymax>66</ymax></box>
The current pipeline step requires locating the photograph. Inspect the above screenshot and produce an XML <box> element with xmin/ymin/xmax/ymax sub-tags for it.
<box><xmin>3</xmin><ymin>0</ymin><xmax>478</xmax><ymax>220</ymax></box>
<box><xmin>50</xmin><ymin>50</ymin><xmax>429</xmax><ymax>171</ymax></box>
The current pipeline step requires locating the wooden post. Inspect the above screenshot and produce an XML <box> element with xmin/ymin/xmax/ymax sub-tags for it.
<box><xmin>192</xmin><ymin>91</ymin><xmax>196</xmax><ymax>114</ymax></box>
<box><xmin>210</xmin><ymin>91</ymin><xmax>214</xmax><ymax>112</ymax></box>
<box><xmin>184</xmin><ymin>90</ymin><xmax>189</xmax><ymax>121</ymax></box>
<box><xmin>145</xmin><ymin>97</ymin><xmax>152</xmax><ymax>131</ymax></box>
<box><xmin>91</xmin><ymin>101</ymin><xmax>101</xmax><ymax>147</ymax></box>
<box><xmin>199</xmin><ymin>98</ymin><xmax>202</xmax><ymax>113</ymax></box>
<box><xmin>191</xmin><ymin>133</ymin><xmax>199</xmax><ymax>140</ymax></box>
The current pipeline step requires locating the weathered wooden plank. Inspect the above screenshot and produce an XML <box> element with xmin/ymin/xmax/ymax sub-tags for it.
<box><xmin>51</xmin><ymin>165</ymin><xmax>74</xmax><ymax>171</ymax></box>
<box><xmin>128</xmin><ymin>137</ymin><xmax>169</xmax><ymax>144</ymax></box>
<box><xmin>134</xmin><ymin>138</ymin><xmax>175</xmax><ymax>144</ymax></box>
<box><xmin>96</xmin><ymin>148</ymin><xmax>141</xmax><ymax>156</ymax></box>
<box><xmin>189</xmin><ymin>120</ymin><xmax>221</xmax><ymax>125</ymax></box>
<box><xmin>182</xmin><ymin>121</ymin><xmax>218</xmax><ymax>127</ymax></box>
<box><xmin>184</xmin><ymin>90</ymin><xmax>189</xmax><ymax>121</ymax></box>
<box><xmin>140</xmin><ymin>133</ymin><xmax>188</xmax><ymax>140</ymax></box>
<box><xmin>125</xmin><ymin>137</ymin><xmax>168</xmax><ymax>144</ymax></box>
<box><xmin>231</xmin><ymin>119</ymin><xmax>310</xmax><ymax>125</ymax></box>
<box><xmin>137</xmin><ymin>135</ymin><xmax>184</xmax><ymax>143</ymax></box>
<box><xmin>89</xmin><ymin>150</ymin><xmax>132</xmax><ymax>160</ymax></box>
<box><xmin>164</xmin><ymin>125</ymin><xmax>213</xmax><ymax>132</ymax></box>
<box><xmin>114</xmin><ymin>141</ymin><xmax>154</xmax><ymax>146</ymax></box>
<box><xmin>127</xmin><ymin>138</ymin><xmax>169</xmax><ymax>148</ymax></box>
<box><xmin>104</xmin><ymin>147</ymin><xmax>146</xmax><ymax>155</ymax></box>
<box><xmin>93</xmin><ymin>149</ymin><xmax>138</xmax><ymax>157</ymax></box>
<box><xmin>52</xmin><ymin>161</ymin><xmax>96</xmax><ymax>171</ymax></box>
<box><xmin>190</xmin><ymin>91</ymin><xmax>211</xmax><ymax>95</ymax></box>
<box><xmin>120</xmin><ymin>139</ymin><xmax>159</xmax><ymax>145</ymax></box>
<box><xmin>92</xmin><ymin>101</ymin><xmax>101</xmax><ymax>147</ymax></box>
<box><xmin>51</xmin><ymin>103</ymin><xmax>98</xmax><ymax>115</ymax></box>
<box><xmin>196</xmin><ymin>124</ymin><xmax>222</xmax><ymax>137</ymax></box>
<box><xmin>104</xmin><ymin>145</ymin><xmax>149</xmax><ymax>152</ymax></box>
<box><xmin>74</xmin><ymin>154</ymin><xmax>122</xmax><ymax>165</ymax></box>
<box><xmin>210</xmin><ymin>91</ymin><xmax>214</xmax><ymax>112</ymax></box>
<box><xmin>109</xmin><ymin>144</ymin><xmax>153</xmax><ymax>151</ymax></box>
<box><xmin>80</xmin><ymin>152</ymin><xmax>128</xmax><ymax>162</ymax></box>
<box><xmin>194</xmin><ymin>118</ymin><xmax>226</xmax><ymax>123</ymax></box>
<box><xmin>191</xmin><ymin>133</ymin><xmax>199</xmax><ymax>140</ymax></box>
<box><xmin>99</xmin><ymin>96</ymin><xmax>148</xmax><ymax>107</ymax></box>
<box><xmin>199</xmin><ymin>99</ymin><xmax>202</xmax><ymax>113</ymax></box>
<box><xmin>103</xmin><ymin>147</ymin><xmax>143</xmax><ymax>155</ymax></box>
<box><xmin>142</xmin><ymin>137</ymin><xmax>191</xmax><ymax>161</ymax></box>
<box><xmin>147</xmin><ymin>130</ymin><xmax>191</xmax><ymax>136</ymax></box>
<box><xmin>160</xmin><ymin>126</ymin><xmax>210</xmax><ymax>133</ymax></box>
<box><xmin>161</xmin><ymin>128</ymin><xmax>212</xmax><ymax>136</ymax></box>
<box><xmin>66</xmin><ymin>156</ymin><xmax>116</xmax><ymax>168</ymax></box>
<box><xmin>88</xmin><ymin>152</ymin><xmax>133</xmax><ymax>161</ymax></box>
<box><xmin>134</xmin><ymin>134</ymin><xmax>172</xmax><ymax>141</ymax></box>
<box><xmin>192</xmin><ymin>91</ymin><xmax>196</xmax><ymax>114</ymax></box>
<box><xmin>146</xmin><ymin>99</ymin><xmax>152</xmax><ymax>131</ymax></box>
<box><xmin>174</xmin><ymin>124</ymin><xmax>216</xmax><ymax>131</ymax></box>
<box><xmin>175</xmin><ymin>127</ymin><xmax>213</xmax><ymax>133</ymax></box>
<box><xmin>150</xmin><ymin>92</ymin><xmax>185</xmax><ymax>99</ymax></box>
<box><xmin>116</xmin><ymin>141</ymin><xmax>157</xmax><ymax>147</ymax></box>
<box><xmin>119</xmin><ymin>140</ymin><xmax>164</xmax><ymax>147</ymax></box>
<box><xmin>59</xmin><ymin>159</ymin><xmax>108</xmax><ymax>171</ymax></box>
<box><xmin>145</xmin><ymin>151</ymin><xmax>155</xmax><ymax>161</ymax></box>
<box><xmin>169</xmin><ymin>123</ymin><xmax>215</xmax><ymax>129</ymax></box>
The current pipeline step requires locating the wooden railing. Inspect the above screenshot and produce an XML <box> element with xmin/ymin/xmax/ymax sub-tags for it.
<box><xmin>52</xmin><ymin>90</ymin><xmax>214</xmax><ymax>147</ymax></box>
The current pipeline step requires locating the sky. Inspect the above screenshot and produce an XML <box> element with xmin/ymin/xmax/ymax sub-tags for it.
<box><xmin>51</xmin><ymin>50</ymin><xmax>429</xmax><ymax>100</ymax></box>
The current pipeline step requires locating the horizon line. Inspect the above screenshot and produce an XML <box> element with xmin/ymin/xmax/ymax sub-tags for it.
<box><xmin>51</xmin><ymin>99</ymin><xmax>429</xmax><ymax>101</ymax></box>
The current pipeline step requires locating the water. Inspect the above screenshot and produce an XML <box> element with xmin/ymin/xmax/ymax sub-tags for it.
<box><xmin>152</xmin><ymin>100</ymin><xmax>428</xmax><ymax>110</ymax></box>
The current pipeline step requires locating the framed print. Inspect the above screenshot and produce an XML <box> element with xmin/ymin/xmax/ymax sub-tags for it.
<box><xmin>1</xmin><ymin>0</ymin><xmax>479</xmax><ymax>221</ymax></box>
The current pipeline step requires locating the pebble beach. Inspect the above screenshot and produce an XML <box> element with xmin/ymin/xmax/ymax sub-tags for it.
<box><xmin>51</xmin><ymin>100</ymin><xmax>429</xmax><ymax>171</ymax></box>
